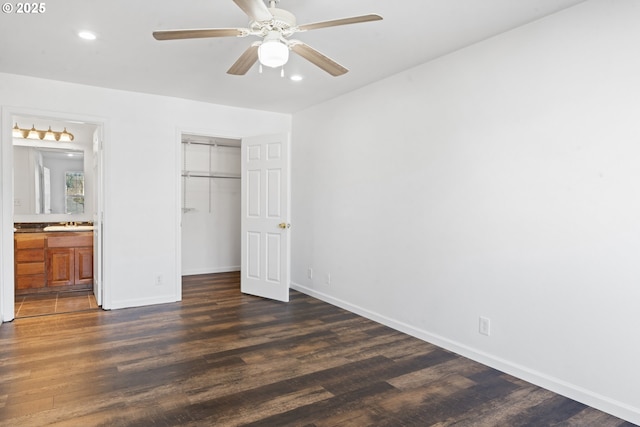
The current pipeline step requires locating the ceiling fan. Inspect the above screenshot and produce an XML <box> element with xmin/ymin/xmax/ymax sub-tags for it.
<box><xmin>152</xmin><ymin>0</ymin><xmax>382</xmax><ymax>76</ymax></box>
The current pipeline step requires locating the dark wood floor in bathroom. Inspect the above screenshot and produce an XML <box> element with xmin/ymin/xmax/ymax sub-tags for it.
<box><xmin>0</xmin><ymin>272</ymin><xmax>635</xmax><ymax>426</ymax></box>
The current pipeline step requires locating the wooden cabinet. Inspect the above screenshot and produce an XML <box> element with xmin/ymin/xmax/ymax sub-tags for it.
<box><xmin>14</xmin><ymin>231</ymin><xmax>93</xmax><ymax>293</ymax></box>
<box><xmin>14</xmin><ymin>234</ymin><xmax>46</xmax><ymax>290</ymax></box>
<box><xmin>47</xmin><ymin>232</ymin><xmax>93</xmax><ymax>287</ymax></box>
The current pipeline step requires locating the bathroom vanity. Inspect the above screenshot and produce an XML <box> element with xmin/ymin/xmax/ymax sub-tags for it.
<box><xmin>14</xmin><ymin>225</ymin><xmax>93</xmax><ymax>294</ymax></box>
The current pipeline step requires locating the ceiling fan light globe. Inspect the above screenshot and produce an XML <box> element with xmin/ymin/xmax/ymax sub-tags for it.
<box><xmin>258</xmin><ymin>40</ymin><xmax>289</xmax><ymax>68</ymax></box>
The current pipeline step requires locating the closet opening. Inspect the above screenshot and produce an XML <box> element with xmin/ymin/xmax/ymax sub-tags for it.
<box><xmin>180</xmin><ymin>133</ymin><xmax>241</xmax><ymax>279</ymax></box>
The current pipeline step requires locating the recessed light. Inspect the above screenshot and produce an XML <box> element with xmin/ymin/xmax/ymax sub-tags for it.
<box><xmin>290</xmin><ymin>75</ymin><xmax>303</xmax><ymax>82</ymax></box>
<box><xmin>78</xmin><ymin>31</ymin><xmax>97</xmax><ymax>41</ymax></box>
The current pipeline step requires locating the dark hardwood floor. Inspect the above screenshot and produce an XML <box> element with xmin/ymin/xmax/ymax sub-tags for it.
<box><xmin>0</xmin><ymin>272</ymin><xmax>635</xmax><ymax>426</ymax></box>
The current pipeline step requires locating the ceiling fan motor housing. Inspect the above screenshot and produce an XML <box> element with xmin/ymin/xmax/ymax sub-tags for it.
<box><xmin>249</xmin><ymin>7</ymin><xmax>296</xmax><ymax>36</ymax></box>
<box><xmin>268</xmin><ymin>8</ymin><xmax>296</xmax><ymax>31</ymax></box>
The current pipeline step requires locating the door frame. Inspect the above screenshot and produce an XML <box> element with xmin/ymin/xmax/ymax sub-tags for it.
<box><xmin>175</xmin><ymin>128</ymin><xmax>291</xmax><ymax>302</ymax></box>
<box><xmin>175</xmin><ymin>127</ymin><xmax>245</xmax><ymax>294</ymax></box>
<box><xmin>1</xmin><ymin>107</ymin><xmax>107</xmax><ymax>322</ymax></box>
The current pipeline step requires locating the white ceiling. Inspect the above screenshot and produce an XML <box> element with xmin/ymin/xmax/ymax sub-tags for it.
<box><xmin>0</xmin><ymin>0</ymin><xmax>586</xmax><ymax>113</ymax></box>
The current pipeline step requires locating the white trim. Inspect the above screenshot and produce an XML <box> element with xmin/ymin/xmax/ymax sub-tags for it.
<box><xmin>176</xmin><ymin>126</ymin><xmax>246</xmax><ymax>294</ymax></box>
<box><xmin>182</xmin><ymin>266</ymin><xmax>240</xmax><ymax>276</ymax></box>
<box><xmin>290</xmin><ymin>281</ymin><xmax>640</xmax><ymax>426</ymax></box>
<box><xmin>174</xmin><ymin>127</ymin><xmax>182</xmax><ymax>302</ymax></box>
<box><xmin>98</xmin><ymin>121</ymin><xmax>110</xmax><ymax>310</ymax></box>
<box><xmin>0</xmin><ymin>107</ymin><xmax>14</xmax><ymax>322</ymax></box>
<box><xmin>107</xmin><ymin>295</ymin><xmax>179</xmax><ymax>310</ymax></box>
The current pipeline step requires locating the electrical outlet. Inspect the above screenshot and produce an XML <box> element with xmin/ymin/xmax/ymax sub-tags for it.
<box><xmin>307</xmin><ymin>267</ymin><xmax>313</xmax><ymax>279</ymax></box>
<box><xmin>325</xmin><ymin>273</ymin><xmax>331</xmax><ymax>285</ymax></box>
<box><xmin>479</xmin><ymin>316</ymin><xmax>491</xmax><ymax>336</ymax></box>
<box><xmin>155</xmin><ymin>274</ymin><xmax>163</xmax><ymax>286</ymax></box>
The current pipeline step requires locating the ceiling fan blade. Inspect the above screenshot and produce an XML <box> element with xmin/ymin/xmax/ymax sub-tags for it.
<box><xmin>153</xmin><ymin>28</ymin><xmax>243</xmax><ymax>40</ymax></box>
<box><xmin>233</xmin><ymin>0</ymin><xmax>273</xmax><ymax>22</ymax></box>
<box><xmin>297</xmin><ymin>13</ymin><xmax>382</xmax><ymax>32</ymax></box>
<box><xmin>227</xmin><ymin>43</ymin><xmax>260</xmax><ymax>75</ymax></box>
<box><xmin>290</xmin><ymin>41</ymin><xmax>348</xmax><ymax>76</ymax></box>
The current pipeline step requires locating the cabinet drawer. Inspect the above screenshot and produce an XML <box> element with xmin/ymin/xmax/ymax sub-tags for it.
<box><xmin>47</xmin><ymin>234</ymin><xmax>93</xmax><ymax>248</ymax></box>
<box><xmin>15</xmin><ymin>235</ymin><xmax>45</xmax><ymax>249</ymax></box>
<box><xmin>16</xmin><ymin>248</ymin><xmax>45</xmax><ymax>262</ymax></box>
<box><xmin>16</xmin><ymin>262</ymin><xmax>45</xmax><ymax>275</ymax></box>
<box><xmin>16</xmin><ymin>275</ymin><xmax>46</xmax><ymax>289</ymax></box>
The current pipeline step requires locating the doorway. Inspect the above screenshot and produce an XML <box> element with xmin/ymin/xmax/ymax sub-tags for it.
<box><xmin>1</xmin><ymin>110</ymin><xmax>105</xmax><ymax>321</ymax></box>
<box><xmin>180</xmin><ymin>133</ymin><xmax>242</xmax><ymax>277</ymax></box>
<box><xmin>177</xmin><ymin>131</ymin><xmax>291</xmax><ymax>303</ymax></box>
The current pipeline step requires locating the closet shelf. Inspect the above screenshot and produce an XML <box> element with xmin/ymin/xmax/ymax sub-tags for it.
<box><xmin>181</xmin><ymin>140</ymin><xmax>240</xmax><ymax>149</ymax></box>
<box><xmin>182</xmin><ymin>136</ymin><xmax>241</xmax><ymax>214</ymax></box>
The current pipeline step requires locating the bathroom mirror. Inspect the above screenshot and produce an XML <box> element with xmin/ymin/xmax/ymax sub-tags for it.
<box><xmin>14</xmin><ymin>146</ymin><xmax>85</xmax><ymax>215</ymax></box>
<box><xmin>12</xmin><ymin>116</ymin><xmax>96</xmax><ymax>222</ymax></box>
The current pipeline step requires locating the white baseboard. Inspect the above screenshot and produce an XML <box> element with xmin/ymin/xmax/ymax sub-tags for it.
<box><xmin>290</xmin><ymin>281</ymin><xmax>640</xmax><ymax>425</ymax></box>
<box><xmin>182</xmin><ymin>266</ymin><xmax>240</xmax><ymax>276</ymax></box>
<box><xmin>108</xmin><ymin>294</ymin><xmax>179</xmax><ymax>310</ymax></box>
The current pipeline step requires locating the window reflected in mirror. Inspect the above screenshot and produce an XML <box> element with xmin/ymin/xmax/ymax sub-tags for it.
<box><xmin>65</xmin><ymin>172</ymin><xmax>84</xmax><ymax>214</ymax></box>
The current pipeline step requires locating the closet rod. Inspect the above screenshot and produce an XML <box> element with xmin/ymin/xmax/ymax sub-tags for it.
<box><xmin>181</xmin><ymin>140</ymin><xmax>240</xmax><ymax>149</ymax></box>
<box><xmin>182</xmin><ymin>173</ymin><xmax>240</xmax><ymax>180</ymax></box>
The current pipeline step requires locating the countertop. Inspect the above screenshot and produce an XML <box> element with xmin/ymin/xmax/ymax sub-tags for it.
<box><xmin>14</xmin><ymin>223</ymin><xmax>94</xmax><ymax>233</ymax></box>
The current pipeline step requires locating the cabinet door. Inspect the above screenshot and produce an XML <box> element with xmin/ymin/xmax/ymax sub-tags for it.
<box><xmin>75</xmin><ymin>247</ymin><xmax>94</xmax><ymax>285</ymax></box>
<box><xmin>47</xmin><ymin>248</ymin><xmax>75</xmax><ymax>287</ymax></box>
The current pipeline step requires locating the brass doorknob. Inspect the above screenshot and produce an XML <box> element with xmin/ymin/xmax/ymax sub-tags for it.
<box><xmin>278</xmin><ymin>222</ymin><xmax>291</xmax><ymax>229</ymax></box>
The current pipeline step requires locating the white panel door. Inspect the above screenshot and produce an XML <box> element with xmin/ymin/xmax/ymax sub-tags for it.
<box><xmin>241</xmin><ymin>133</ymin><xmax>290</xmax><ymax>302</ymax></box>
<box><xmin>92</xmin><ymin>129</ymin><xmax>103</xmax><ymax>306</ymax></box>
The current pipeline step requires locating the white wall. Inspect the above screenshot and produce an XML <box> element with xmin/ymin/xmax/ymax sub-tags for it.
<box><xmin>291</xmin><ymin>0</ymin><xmax>640</xmax><ymax>423</ymax></box>
<box><xmin>1</xmin><ymin>73</ymin><xmax>291</xmax><ymax>318</ymax></box>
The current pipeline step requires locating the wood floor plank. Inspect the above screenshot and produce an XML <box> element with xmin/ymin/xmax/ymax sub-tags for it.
<box><xmin>0</xmin><ymin>271</ymin><xmax>635</xmax><ymax>427</ymax></box>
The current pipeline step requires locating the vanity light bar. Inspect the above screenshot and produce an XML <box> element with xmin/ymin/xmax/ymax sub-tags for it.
<box><xmin>12</xmin><ymin>123</ymin><xmax>74</xmax><ymax>142</ymax></box>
